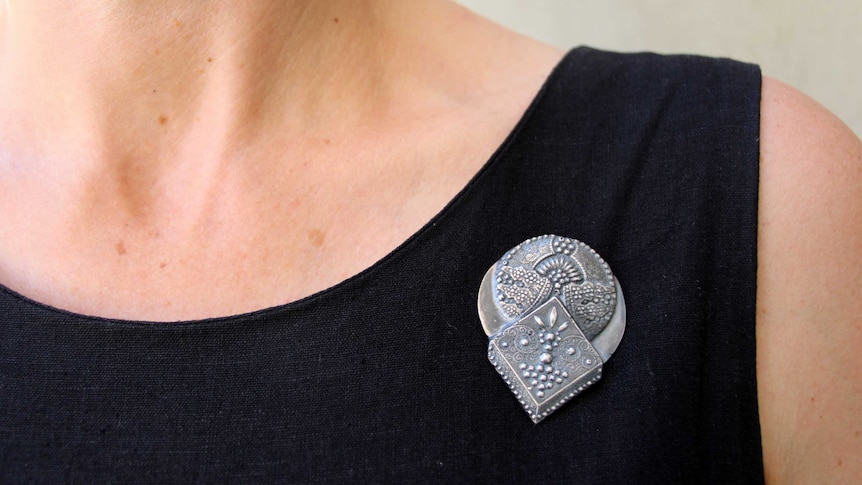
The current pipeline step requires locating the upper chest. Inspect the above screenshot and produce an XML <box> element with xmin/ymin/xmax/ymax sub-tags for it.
<box><xmin>0</xmin><ymin>104</ymin><xmax>520</xmax><ymax>321</ymax></box>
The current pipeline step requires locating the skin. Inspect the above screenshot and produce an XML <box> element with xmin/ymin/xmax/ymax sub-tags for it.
<box><xmin>0</xmin><ymin>0</ymin><xmax>859</xmax><ymax>481</ymax></box>
<box><xmin>758</xmin><ymin>78</ymin><xmax>862</xmax><ymax>483</ymax></box>
<box><xmin>0</xmin><ymin>0</ymin><xmax>562</xmax><ymax>318</ymax></box>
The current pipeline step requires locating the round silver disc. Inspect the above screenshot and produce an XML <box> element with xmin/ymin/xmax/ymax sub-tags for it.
<box><xmin>478</xmin><ymin>235</ymin><xmax>626</xmax><ymax>362</ymax></box>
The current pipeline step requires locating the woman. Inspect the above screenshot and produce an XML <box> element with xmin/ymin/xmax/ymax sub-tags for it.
<box><xmin>1</xmin><ymin>1</ymin><xmax>859</xmax><ymax>482</ymax></box>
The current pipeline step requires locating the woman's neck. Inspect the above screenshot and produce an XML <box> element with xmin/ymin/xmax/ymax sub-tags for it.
<box><xmin>0</xmin><ymin>0</ymin><xmax>565</xmax><ymax>320</ymax></box>
<box><xmin>0</xmin><ymin>1</ymin><xmax>428</xmax><ymax>153</ymax></box>
<box><xmin>0</xmin><ymin>0</ymin><xmax>565</xmax><ymax>237</ymax></box>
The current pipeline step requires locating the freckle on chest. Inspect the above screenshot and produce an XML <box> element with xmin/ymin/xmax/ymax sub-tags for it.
<box><xmin>115</xmin><ymin>241</ymin><xmax>127</xmax><ymax>256</ymax></box>
<box><xmin>308</xmin><ymin>229</ymin><xmax>326</xmax><ymax>248</ymax></box>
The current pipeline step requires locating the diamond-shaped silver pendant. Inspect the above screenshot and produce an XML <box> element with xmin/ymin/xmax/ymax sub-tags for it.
<box><xmin>478</xmin><ymin>235</ymin><xmax>626</xmax><ymax>423</ymax></box>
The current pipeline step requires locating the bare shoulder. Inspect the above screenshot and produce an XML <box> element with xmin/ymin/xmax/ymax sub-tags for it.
<box><xmin>758</xmin><ymin>76</ymin><xmax>862</xmax><ymax>482</ymax></box>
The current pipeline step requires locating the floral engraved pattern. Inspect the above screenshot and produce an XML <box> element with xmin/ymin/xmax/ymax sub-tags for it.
<box><xmin>496</xmin><ymin>266</ymin><xmax>552</xmax><ymax>318</ymax></box>
<box><xmin>495</xmin><ymin>325</ymin><xmax>540</xmax><ymax>364</ymax></box>
<box><xmin>556</xmin><ymin>337</ymin><xmax>598</xmax><ymax>371</ymax></box>
<box><xmin>489</xmin><ymin>298</ymin><xmax>604</xmax><ymax>422</ymax></box>
<box><xmin>514</xmin><ymin>241</ymin><xmax>555</xmax><ymax>267</ymax></box>
<box><xmin>535</xmin><ymin>253</ymin><xmax>585</xmax><ymax>289</ymax></box>
<box><xmin>486</xmin><ymin>235</ymin><xmax>623</xmax><ymax>423</ymax></box>
<box><xmin>493</xmin><ymin>300</ymin><xmax>599</xmax><ymax>403</ymax></box>
<box><xmin>493</xmin><ymin>236</ymin><xmax>618</xmax><ymax>339</ymax></box>
<box><xmin>563</xmin><ymin>282</ymin><xmax>616</xmax><ymax>340</ymax></box>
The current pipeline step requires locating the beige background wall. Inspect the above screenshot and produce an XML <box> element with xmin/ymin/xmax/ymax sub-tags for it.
<box><xmin>456</xmin><ymin>0</ymin><xmax>862</xmax><ymax>137</ymax></box>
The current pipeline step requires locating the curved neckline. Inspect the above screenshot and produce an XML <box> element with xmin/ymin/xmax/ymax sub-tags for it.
<box><xmin>0</xmin><ymin>48</ymin><xmax>581</xmax><ymax>327</ymax></box>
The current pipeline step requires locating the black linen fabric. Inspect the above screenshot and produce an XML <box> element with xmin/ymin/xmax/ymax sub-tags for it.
<box><xmin>0</xmin><ymin>47</ymin><xmax>763</xmax><ymax>483</ymax></box>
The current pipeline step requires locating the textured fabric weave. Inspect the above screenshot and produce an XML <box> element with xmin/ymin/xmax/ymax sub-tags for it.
<box><xmin>0</xmin><ymin>47</ymin><xmax>763</xmax><ymax>483</ymax></box>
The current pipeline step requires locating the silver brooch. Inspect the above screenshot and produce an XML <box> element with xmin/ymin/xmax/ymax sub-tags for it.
<box><xmin>478</xmin><ymin>235</ymin><xmax>626</xmax><ymax>423</ymax></box>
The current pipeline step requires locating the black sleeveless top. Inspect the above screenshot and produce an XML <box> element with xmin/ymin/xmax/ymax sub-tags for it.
<box><xmin>0</xmin><ymin>48</ymin><xmax>763</xmax><ymax>483</ymax></box>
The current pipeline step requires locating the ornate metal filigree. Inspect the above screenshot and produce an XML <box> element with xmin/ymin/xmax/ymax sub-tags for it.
<box><xmin>478</xmin><ymin>235</ymin><xmax>626</xmax><ymax>423</ymax></box>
